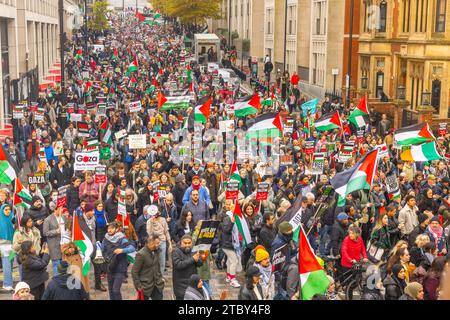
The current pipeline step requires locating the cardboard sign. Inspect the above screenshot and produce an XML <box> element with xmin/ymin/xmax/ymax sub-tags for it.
<box><xmin>128</xmin><ymin>134</ymin><xmax>147</xmax><ymax>149</ymax></box>
<box><xmin>53</xmin><ymin>141</ymin><xmax>64</xmax><ymax>156</ymax></box>
<box><xmin>305</xmin><ymin>141</ymin><xmax>315</xmax><ymax>155</ymax></box>
<box><xmin>29</xmin><ymin>102</ymin><xmax>38</xmax><ymax>113</ymax></box>
<box><xmin>77</xmin><ymin>122</ymin><xmax>90</xmax><ymax>137</ymax></box>
<box><xmin>13</xmin><ymin>104</ymin><xmax>25</xmax><ymax>119</ymax></box>
<box><xmin>193</xmin><ymin>220</ymin><xmax>221</xmax><ymax>251</ymax></box>
<box><xmin>34</xmin><ymin>106</ymin><xmax>45</xmax><ymax>121</ymax></box>
<box><xmin>226</xmin><ymin>180</ymin><xmax>240</xmax><ymax>200</ymax></box>
<box><xmin>67</xmin><ymin>103</ymin><xmax>76</xmax><ymax>114</ymax></box>
<box><xmin>114</xmin><ymin>129</ymin><xmax>128</xmax><ymax>140</ymax></box>
<box><xmin>74</xmin><ymin>152</ymin><xmax>100</xmax><ymax>171</ymax></box>
<box><xmin>97</xmin><ymin>103</ymin><xmax>107</xmax><ymax>117</ymax></box>
<box><xmin>69</xmin><ymin>113</ymin><xmax>83</xmax><ymax>122</ymax></box>
<box><xmin>439</xmin><ymin>123</ymin><xmax>447</xmax><ymax>136</ymax></box>
<box><xmin>95</xmin><ymin>165</ymin><xmax>107</xmax><ymax>184</ymax></box>
<box><xmin>283</xmin><ymin>117</ymin><xmax>294</xmax><ymax>134</ymax></box>
<box><xmin>326</xmin><ymin>142</ymin><xmax>336</xmax><ymax>157</ymax></box>
<box><xmin>56</xmin><ymin>185</ymin><xmax>68</xmax><ymax>209</ymax></box>
<box><xmin>28</xmin><ymin>173</ymin><xmax>46</xmax><ymax>185</ymax></box>
<box><xmin>272</xmin><ymin>243</ymin><xmax>289</xmax><ymax>272</ymax></box>
<box><xmin>356</xmin><ymin>130</ymin><xmax>365</xmax><ymax>144</ymax></box>
<box><xmin>312</xmin><ymin>153</ymin><xmax>325</xmax><ymax>175</ymax></box>
<box><xmin>129</xmin><ymin>101</ymin><xmax>142</xmax><ymax>113</ymax></box>
<box><xmin>256</xmin><ymin>182</ymin><xmax>270</xmax><ymax>201</ymax></box>
<box><xmin>152</xmin><ymin>181</ymin><xmax>160</xmax><ymax>202</ymax></box>
<box><xmin>280</xmin><ymin>155</ymin><xmax>293</xmax><ymax>166</ymax></box>
<box><xmin>386</xmin><ymin>175</ymin><xmax>399</xmax><ymax>194</ymax></box>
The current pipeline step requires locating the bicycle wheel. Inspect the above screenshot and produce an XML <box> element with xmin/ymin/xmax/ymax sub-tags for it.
<box><xmin>345</xmin><ymin>279</ymin><xmax>363</xmax><ymax>300</ymax></box>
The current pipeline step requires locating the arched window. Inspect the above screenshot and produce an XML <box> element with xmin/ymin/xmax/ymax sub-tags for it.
<box><xmin>379</xmin><ymin>1</ymin><xmax>387</xmax><ymax>32</ymax></box>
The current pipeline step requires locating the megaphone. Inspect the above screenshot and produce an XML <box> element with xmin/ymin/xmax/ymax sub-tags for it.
<box><xmin>93</xmin><ymin>241</ymin><xmax>105</xmax><ymax>264</ymax></box>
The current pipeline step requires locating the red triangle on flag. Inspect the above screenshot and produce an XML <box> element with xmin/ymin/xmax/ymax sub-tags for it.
<box><xmin>234</xmin><ymin>201</ymin><xmax>244</xmax><ymax>219</ymax></box>
<box><xmin>100</xmin><ymin>119</ymin><xmax>108</xmax><ymax>131</ymax></box>
<box><xmin>299</xmin><ymin>226</ymin><xmax>323</xmax><ymax>274</ymax></box>
<box><xmin>272</xmin><ymin>113</ymin><xmax>284</xmax><ymax>135</ymax></box>
<box><xmin>0</xmin><ymin>145</ymin><xmax>7</xmax><ymax>161</ymax></box>
<box><xmin>72</xmin><ymin>212</ymin><xmax>85</xmax><ymax>242</ymax></box>
<box><xmin>418</xmin><ymin>123</ymin><xmax>435</xmax><ymax>140</ymax></box>
<box><xmin>157</xmin><ymin>91</ymin><xmax>167</xmax><ymax>109</ymax></box>
<box><xmin>248</xmin><ymin>94</ymin><xmax>261</xmax><ymax>111</ymax></box>
<box><xmin>199</xmin><ymin>97</ymin><xmax>212</xmax><ymax>119</ymax></box>
<box><xmin>330</xmin><ymin>111</ymin><xmax>343</xmax><ymax>128</ymax></box>
<box><xmin>357</xmin><ymin>149</ymin><xmax>379</xmax><ymax>186</ymax></box>
<box><xmin>356</xmin><ymin>95</ymin><xmax>369</xmax><ymax>114</ymax></box>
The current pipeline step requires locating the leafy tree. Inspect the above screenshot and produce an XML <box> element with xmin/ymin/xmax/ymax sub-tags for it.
<box><xmin>88</xmin><ymin>0</ymin><xmax>111</xmax><ymax>31</ymax></box>
<box><xmin>150</xmin><ymin>0</ymin><xmax>222</xmax><ymax>25</ymax></box>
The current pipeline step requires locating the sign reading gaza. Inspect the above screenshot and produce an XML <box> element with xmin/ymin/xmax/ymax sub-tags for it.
<box><xmin>193</xmin><ymin>220</ymin><xmax>220</xmax><ymax>251</ymax></box>
<box><xmin>74</xmin><ymin>152</ymin><xmax>100</xmax><ymax>171</ymax></box>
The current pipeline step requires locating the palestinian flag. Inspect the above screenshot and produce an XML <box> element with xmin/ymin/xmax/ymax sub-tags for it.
<box><xmin>85</xmin><ymin>81</ymin><xmax>93</xmax><ymax>95</ymax></box>
<box><xmin>400</xmin><ymin>141</ymin><xmax>442</xmax><ymax>162</ymax></box>
<box><xmin>315</xmin><ymin>111</ymin><xmax>342</xmax><ymax>132</ymax></box>
<box><xmin>14</xmin><ymin>179</ymin><xmax>32</xmax><ymax>209</ymax></box>
<box><xmin>234</xmin><ymin>94</ymin><xmax>261</xmax><ymax>117</ymax></box>
<box><xmin>129</xmin><ymin>76</ymin><xmax>137</xmax><ymax>87</ymax></box>
<box><xmin>145</xmin><ymin>85</ymin><xmax>156</xmax><ymax>95</ymax></box>
<box><xmin>83</xmin><ymin>137</ymin><xmax>99</xmax><ymax>151</ymax></box>
<box><xmin>157</xmin><ymin>91</ymin><xmax>168</xmax><ymax>109</ymax></box>
<box><xmin>348</xmin><ymin>95</ymin><xmax>369</xmax><ymax>128</ymax></box>
<box><xmin>112</xmin><ymin>48</ymin><xmax>119</xmax><ymax>61</ymax></box>
<box><xmin>194</xmin><ymin>96</ymin><xmax>211</xmax><ymax>123</ymax></box>
<box><xmin>330</xmin><ymin>149</ymin><xmax>380</xmax><ymax>206</ymax></box>
<box><xmin>299</xmin><ymin>225</ymin><xmax>330</xmax><ymax>300</ymax></box>
<box><xmin>0</xmin><ymin>145</ymin><xmax>18</xmax><ymax>185</ymax></box>
<box><xmin>72</xmin><ymin>210</ymin><xmax>94</xmax><ymax>277</ymax></box>
<box><xmin>276</xmin><ymin>195</ymin><xmax>303</xmax><ymax>243</ymax></box>
<box><xmin>127</xmin><ymin>251</ymin><xmax>136</xmax><ymax>264</ymax></box>
<box><xmin>261</xmin><ymin>98</ymin><xmax>273</xmax><ymax>107</ymax></box>
<box><xmin>394</xmin><ymin>123</ymin><xmax>435</xmax><ymax>146</ymax></box>
<box><xmin>135</xmin><ymin>11</ymin><xmax>146</xmax><ymax>22</ymax></box>
<box><xmin>187</xmin><ymin>64</ymin><xmax>193</xmax><ymax>83</ymax></box>
<box><xmin>126</xmin><ymin>57</ymin><xmax>139</xmax><ymax>76</ymax></box>
<box><xmin>234</xmin><ymin>202</ymin><xmax>252</xmax><ymax>247</ymax></box>
<box><xmin>389</xmin><ymin>190</ymin><xmax>401</xmax><ymax>201</ymax></box>
<box><xmin>229</xmin><ymin>161</ymin><xmax>242</xmax><ymax>186</ymax></box>
<box><xmin>74</xmin><ymin>48</ymin><xmax>82</xmax><ymax>60</ymax></box>
<box><xmin>246</xmin><ymin>112</ymin><xmax>283</xmax><ymax>138</ymax></box>
<box><xmin>159</xmin><ymin>96</ymin><xmax>191</xmax><ymax>110</ymax></box>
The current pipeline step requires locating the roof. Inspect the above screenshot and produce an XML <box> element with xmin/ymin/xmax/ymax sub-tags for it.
<box><xmin>194</xmin><ymin>34</ymin><xmax>220</xmax><ymax>41</ymax></box>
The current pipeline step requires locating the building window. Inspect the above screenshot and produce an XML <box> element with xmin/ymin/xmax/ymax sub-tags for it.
<box><xmin>379</xmin><ymin>1</ymin><xmax>387</xmax><ymax>32</ymax></box>
<box><xmin>403</xmin><ymin>0</ymin><xmax>411</xmax><ymax>32</ymax></box>
<box><xmin>376</xmin><ymin>71</ymin><xmax>384</xmax><ymax>98</ymax></box>
<box><xmin>436</xmin><ymin>0</ymin><xmax>446</xmax><ymax>32</ymax></box>
<box><xmin>432</xmin><ymin>79</ymin><xmax>441</xmax><ymax>114</ymax></box>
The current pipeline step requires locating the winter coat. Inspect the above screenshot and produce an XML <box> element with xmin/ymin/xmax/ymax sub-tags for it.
<box><xmin>26</xmin><ymin>205</ymin><xmax>48</xmax><ymax>237</ymax></box>
<box><xmin>102</xmin><ymin>233</ymin><xmax>135</xmax><ymax>274</ymax></box>
<box><xmin>182</xmin><ymin>186</ymin><xmax>211</xmax><ymax>206</ymax></box>
<box><xmin>135</xmin><ymin>214</ymin><xmax>150</xmax><ymax>246</ymax></box>
<box><xmin>22</xmin><ymin>253</ymin><xmax>50</xmax><ymax>289</ymax></box>
<box><xmin>184</xmin><ymin>286</ymin><xmax>209</xmax><ymax>300</ymax></box>
<box><xmin>181</xmin><ymin>199</ymin><xmax>209</xmax><ymax>226</ymax></box>
<box><xmin>42</xmin><ymin>274</ymin><xmax>89</xmax><ymax>300</ymax></box>
<box><xmin>408</xmin><ymin>225</ymin><xmax>426</xmax><ymax>248</ymax></box>
<box><xmin>173</xmin><ymin>219</ymin><xmax>195</xmax><ymax>243</ymax></box>
<box><xmin>159</xmin><ymin>201</ymin><xmax>178</xmax><ymax>234</ymax></box>
<box><xmin>12</xmin><ymin>227</ymin><xmax>41</xmax><ymax>255</ymax></box>
<box><xmin>131</xmin><ymin>246</ymin><xmax>165</xmax><ymax>297</ymax></box>
<box><xmin>66</xmin><ymin>185</ymin><xmax>81</xmax><ymax>215</ymax></box>
<box><xmin>105</xmin><ymin>197</ymin><xmax>119</xmax><ymax>223</ymax></box>
<box><xmin>398</xmin><ymin>293</ymin><xmax>414</xmax><ymax>300</ymax></box>
<box><xmin>370</xmin><ymin>226</ymin><xmax>391</xmax><ymax>250</ymax></box>
<box><xmin>424</xmin><ymin>228</ymin><xmax>447</xmax><ymax>255</ymax></box>
<box><xmin>221</xmin><ymin>215</ymin><xmax>235</xmax><ymax>250</ymax></box>
<box><xmin>172</xmin><ymin>246</ymin><xmax>203</xmax><ymax>299</ymax></box>
<box><xmin>259</xmin><ymin>224</ymin><xmax>277</xmax><ymax>251</ymax></box>
<box><xmin>43</xmin><ymin>214</ymin><xmax>67</xmax><ymax>260</ymax></box>
<box><xmin>49</xmin><ymin>166</ymin><xmax>71</xmax><ymax>189</ymax></box>
<box><xmin>26</xmin><ymin>139</ymin><xmax>40</xmax><ymax>160</ymax></box>
<box><xmin>238</xmin><ymin>283</ymin><xmax>264</xmax><ymax>300</ymax></box>
<box><xmin>383</xmin><ymin>274</ymin><xmax>405</xmax><ymax>300</ymax></box>
<box><xmin>203</xmin><ymin>171</ymin><xmax>220</xmax><ymax>204</ymax></box>
<box><xmin>270</xmin><ymin>233</ymin><xmax>297</xmax><ymax>264</ymax></box>
<box><xmin>423</xmin><ymin>273</ymin><xmax>440</xmax><ymax>300</ymax></box>
<box><xmin>330</xmin><ymin>221</ymin><xmax>348</xmax><ymax>256</ymax></box>
<box><xmin>340</xmin><ymin>236</ymin><xmax>368</xmax><ymax>268</ymax></box>
<box><xmin>361</xmin><ymin>288</ymin><xmax>384</xmax><ymax>300</ymax></box>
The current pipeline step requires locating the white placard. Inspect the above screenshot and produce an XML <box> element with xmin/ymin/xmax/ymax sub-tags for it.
<box><xmin>129</xmin><ymin>101</ymin><xmax>142</xmax><ymax>113</ymax></box>
<box><xmin>114</xmin><ymin>129</ymin><xmax>128</xmax><ymax>140</ymax></box>
<box><xmin>74</xmin><ymin>152</ymin><xmax>100</xmax><ymax>171</ymax></box>
<box><xmin>128</xmin><ymin>134</ymin><xmax>147</xmax><ymax>149</ymax></box>
<box><xmin>70</xmin><ymin>113</ymin><xmax>83</xmax><ymax>122</ymax></box>
<box><xmin>219</xmin><ymin>120</ymin><xmax>235</xmax><ymax>133</ymax></box>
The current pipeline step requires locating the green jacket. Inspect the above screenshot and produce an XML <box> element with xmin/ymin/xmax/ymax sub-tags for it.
<box><xmin>370</xmin><ymin>226</ymin><xmax>392</xmax><ymax>250</ymax></box>
<box><xmin>197</xmin><ymin>253</ymin><xmax>211</xmax><ymax>280</ymax></box>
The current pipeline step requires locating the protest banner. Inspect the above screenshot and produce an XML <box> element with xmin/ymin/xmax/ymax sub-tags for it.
<box><xmin>74</xmin><ymin>152</ymin><xmax>100</xmax><ymax>171</ymax></box>
<box><xmin>283</xmin><ymin>117</ymin><xmax>294</xmax><ymax>134</ymax></box>
<box><xmin>129</xmin><ymin>101</ymin><xmax>142</xmax><ymax>113</ymax></box>
<box><xmin>114</xmin><ymin>129</ymin><xmax>128</xmax><ymax>140</ymax></box>
<box><xmin>192</xmin><ymin>220</ymin><xmax>221</xmax><ymax>251</ymax></box>
<box><xmin>305</xmin><ymin>141</ymin><xmax>315</xmax><ymax>155</ymax></box>
<box><xmin>53</xmin><ymin>141</ymin><xmax>64</xmax><ymax>156</ymax></box>
<box><xmin>271</xmin><ymin>243</ymin><xmax>289</xmax><ymax>272</ymax></box>
<box><xmin>69</xmin><ymin>113</ymin><xmax>83</xmax><ymax>122</ymax></box>
<box><xmin>386</xmin><ymin>175</ymin><xmax>399</xmax><ymax>194</ymax></box>
<box><xmin>95</xmin><ymin>165</ymin><xmax>107</xmax><ymax>184</ymax></box>
<box><xmin>226</xmin><ymin>181</ymin><xmax>240</xmax><ymax>200</ymax></box>
<box><xmin>128</xmin><ymin>134</ymin><xmax>147</xmax><ymax>149</ymax></box>
<box><xmin>27</xmin><ymin>173</ymin><xmax>46</xmax><ymax>185</ymax></box>
<box><xmin>256</xmin><ymin>182</ymin><xmax>270</xmax><ymax>201</ymax></box>
<box><xmin>77</xmin><ymin>122</ymin><xmax>90</xmax><ymax>137</ymax></box>
<box><xmin>280</xmin><ymin>155</ymin><xmax>293</xmax><ymax>166</ymax></box>
<box><xmin>312</xmin><ymin>153</ymin><xmax>325</xmax><ymax>175</ymax></box>
<box><xmin>56</xmin><ymin>185</ymin><xmax>68</xmax><ymax>209</ymax></box>
<box><xmin>13</xmin><ymin>104</ymin><xmax>24</xmax><ymax>119</ymax></box>
<box><xmin>439</xmin><ymin>123</ymin><xmax>447</xmax><ymax>136</ymax></box>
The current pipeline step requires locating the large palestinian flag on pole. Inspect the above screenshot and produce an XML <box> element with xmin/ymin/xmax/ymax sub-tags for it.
<box><xmin>299</xmin><ymin>225</ymin><xmax>330</xmax><ymax>300</ymax></box>
<box><xmin>276</xmin><ymin>194</ymin><xmax>303</xmax><ymax>243</ymax></box>
<box><xmin>394</xmin><ymin>123</ymin><xmax>435</xmax><ymax>146</ymax></box>
<box><xmin>246</xmin><ymin>112</ymin><xmax>283</xmax><ymax>138</ymax></box>
<box><xmin>194</xmin><ymin>96</ymin><xmax>211</xmax><ymax>123</ymax></box>
<box><xmin>400</xmin><ymin>141</ymin><xmax>442</xmax><ymax>162</ymax></box>
<box><xmin>72</xmin><ymin>212</ymin><xmax>94</xmax><ymax>277</ymax></box>
<box><xmin>314</xmin><ymin>111</ymin><xmax>342</xmax><ymax>132</ymax></box>
<box><xmin>330</xmin><ymin>149</ymin><xmax>380</xmax><ymax>206</ymax></box>
<box><xmin>159</xmin><ymin>96</ymin><xmax>191</xmax><ymax>110</ymax></box>
<box><xmin>229</xmin><ymin>160</ymin><xmax>242</xmax><ymax>186</ymax></box>
<box><xmin>14</xmin><ymin>179</ymin><xmax>32</xmax><ymax>209</ymax></box>
<box><xmin>126</xmin><ymin>57</ymin><xmax>139</xmax><ymax>76</ymax></box>
<box><xmin>348</xmin><ymin>95</ymin><xmax>369</xmax><ymax>128</ymax></box>
<box><xmin>234</xmin><ymin>94</ymin><xmax>261</xmax><ymax>117</ymax></box>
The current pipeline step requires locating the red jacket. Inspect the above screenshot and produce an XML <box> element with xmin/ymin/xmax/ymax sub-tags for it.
<box><xmin>341</xmin><ymin>236</ymin><xmax>367</xmax><ymax>268</ymax></box>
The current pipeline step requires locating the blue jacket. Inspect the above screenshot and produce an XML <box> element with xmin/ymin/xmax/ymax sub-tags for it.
<box><xmin>182</xmin><ymin>186</ymin><xmax>211</xmax><ymax>206</ymax></box>
<box><xmin>44</xmin><ymin>145</ymin><xmax>57</xmax><ymax>164</ymax></box>
<box><xmin>101</xmin><ymin>234</ymin><xmax>135</xmax><ymax>273</ymax></box>
<box><xmin>0</xmin><ymin>204</ymin><xmax>14</xmax><ymax>241</ymax></box>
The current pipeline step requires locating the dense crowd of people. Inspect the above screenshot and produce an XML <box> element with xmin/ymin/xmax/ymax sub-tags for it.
<box><xmin>0</xmin><ymin>10</ymin><xmax>449</xmax><ymax>301</ymax></box>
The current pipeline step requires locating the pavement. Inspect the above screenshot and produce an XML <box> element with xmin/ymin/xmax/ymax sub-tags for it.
<box><xmin>0</xmin><ymin>253</ymin><xmax>244</xmax><ymax>300</ymax></box>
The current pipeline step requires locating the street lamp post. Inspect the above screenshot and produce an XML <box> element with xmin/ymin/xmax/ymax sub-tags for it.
<box><xmin>228</xmin><ymin>0</ymin><xmax>232</xmax><ymax>48</ymax></box>
<box><xmin>346</xmin><ymin>0</ymin><xmax>354</xmax><ymax>108</ymax></box>
<box><xmin>283</xmin><ymin>0</ymin><xmax>287</xmax><ymax>72</ymax></box>
<box><xmin>84</xmin><ymin>0</ymin><xmax>88</xmax><ymax>56</ymax></box>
